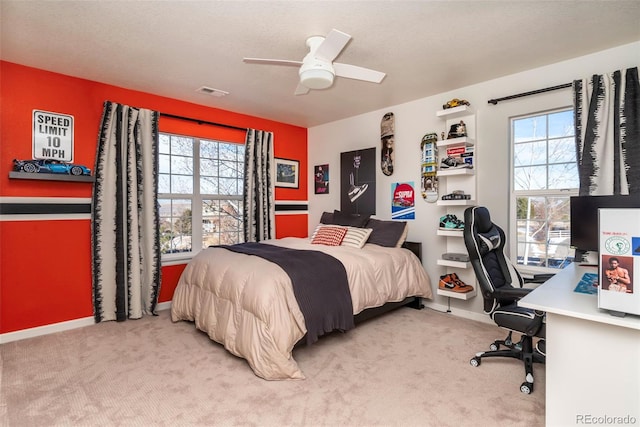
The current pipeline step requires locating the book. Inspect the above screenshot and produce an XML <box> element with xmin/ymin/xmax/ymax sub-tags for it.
<box><xmin>574</xmin><ymin>272</ymin><xmax>599</xmax><ymax>295</ymax></box>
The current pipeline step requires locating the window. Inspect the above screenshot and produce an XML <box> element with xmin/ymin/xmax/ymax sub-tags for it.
<box><xmin>158</xmin><ymin>133</ymin><xmax>245</xmax><ymax>260</ymax></box>
<box><xmin>511</xmin><ymin>109</ymin><xmax>578</xmax><ymax>270</ymax></box>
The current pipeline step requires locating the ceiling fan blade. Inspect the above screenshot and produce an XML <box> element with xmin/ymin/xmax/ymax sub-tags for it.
<box><xmin>294</xmin><ymin>83</ymin><xmax>310</xmax><ymax>96</ymax></box>
<box><xmin>334</xmin><ymin>63</ymin><xmax>386</xmax><ymax>83</ymax></box>
<box><xmin>314</xmin><ymin>29</ymin><xmax>351</xmax><ymax>62</ymax></box>
<box><xmin>243</xmin><ymin>58</ymin><xmax>302</xmax><ymax>67</ymax></box>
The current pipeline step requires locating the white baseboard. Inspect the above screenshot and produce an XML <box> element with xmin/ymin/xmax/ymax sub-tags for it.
<box><xmin>0</xmin><ymin>316</ymin><xmax>96</xmax><ymax>344</ymax></box>
<box><xmin>422</xmin><ymin>301</ymin><xmax>493</xmax><ymax>325</ymax></box>
<box><xmin>0</xmin><ymin>302</ymin><xmax>173</xmax><ymax>344</ymax></box>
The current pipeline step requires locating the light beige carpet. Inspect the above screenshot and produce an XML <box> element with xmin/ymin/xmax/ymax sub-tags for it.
<box><xmin>0</xmin><ymin>307</ymin><xmax>544</xmax><ymax>427</ymax></box>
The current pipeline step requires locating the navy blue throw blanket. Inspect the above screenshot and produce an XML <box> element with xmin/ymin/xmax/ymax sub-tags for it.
<box><xmin>217</xmin><ymin>242</ymin><xmax>354</xmax><ymax>345</ymax></box>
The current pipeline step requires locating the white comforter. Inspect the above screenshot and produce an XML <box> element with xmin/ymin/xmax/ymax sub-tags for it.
<box><xmin>170</xmin><ymin>237</ymin><xmax>433</xmax><ymax>380</ymax></box>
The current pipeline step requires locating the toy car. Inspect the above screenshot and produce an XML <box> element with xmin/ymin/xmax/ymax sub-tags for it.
<box><xmin>443</xmin><ymin>98</ymin><xmax>470</xmax><ymax>109</ymax></box>
<box><xmin>13</xmin><ymin>159</ymin><xmax>92</xmax><ymax>176</ymax></box>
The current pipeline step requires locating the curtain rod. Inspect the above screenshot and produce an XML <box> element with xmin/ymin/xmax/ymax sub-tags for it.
<box><xmin>160</xmin><ymin>112</ymin><xmax>248</xmax><ymax>132</ymax></box>
<box><xmin>487</xmin><ymin>82</ymin><xmax>573</xmax><ymax>105</ymax></box>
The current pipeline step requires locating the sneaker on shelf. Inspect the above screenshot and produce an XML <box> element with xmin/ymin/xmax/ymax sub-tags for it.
<box><xmin>439</xmin><ymin>273</ymin><xmax>473</xmax><ymax>293</ymax></box>
<box><xmin>440</xmin><ymin>156</ymin><xmax>473</xmax><ymax>169</ymax></box>
<box><xmin>439</xmin><ymin>214</ymin><xmax>464</xmax><ymax>230</ymax></box>
<box><xmin>451</xmin><ymin>273</ymin><xmax>473</xmax><ymax>292</ymax></box>
<box><xmin>438</xmin><ymin>273</ymin><xmax>457</xmax><ymax>290</ymax></box>
<box><xmin>440</xmin><ymin>156</ymin><xmax>459</xmax><ymax>169</ymax></box>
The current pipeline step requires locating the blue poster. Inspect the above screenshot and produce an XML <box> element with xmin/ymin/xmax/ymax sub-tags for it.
<box><xmin>391</xmin><ymin>182</ymin><xmax>415</xmax><ymax>220</ymax></box>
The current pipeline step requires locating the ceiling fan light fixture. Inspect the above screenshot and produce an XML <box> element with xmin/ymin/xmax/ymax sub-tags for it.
<box><xmin>299</xmin><ymin>68</ymin><xmax>334</xmax><ymax>90</ymax></box>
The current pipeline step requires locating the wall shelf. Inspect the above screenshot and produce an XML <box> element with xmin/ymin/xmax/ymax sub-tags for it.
<box><xmin>437</xmin><ymin>168</ymin><xmax>475</xmax><ymax>177</ymax></box>
<box><xmin>437</xmin><ymin>229</ymin><xmax>464</xmax><ymax>237</ymax></box>
<box><xmin>437</xmin><ymin>259</ymin><xmax>470</xmax><ymax>269</ymax></box>
<box><xmin>437</xmin><ymin>199</ymin><xmax>476</xmax><ymax>206</ymax></box>
<box><xmin>9</xmin><ymin>171</ymin><xmax>95</xmax><ymax>183</ymax></box>
<box><xmin>437</xmin><ymin>287</ymin><xmax>477</xmax><ymax>299</ymax></box>
<box><xmin>436</xmin><ymin>136</ymin><xmax>475</xmax><ymax>148</ymax></box>
<box><xmin>436</xmin><ymin>105</ymin><xmax>473</xmax><ymax>118</ymax></box>
<box><xmin>436</xmin><ymin>104</ymin><xmax>477</xmax><ymax>303</ymax></box>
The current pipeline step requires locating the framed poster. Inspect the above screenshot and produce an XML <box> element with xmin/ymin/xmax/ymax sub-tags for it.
<box><xmin>340</xmin><ymin>147</ymin><xmax>376</xmax><ymax>215</ymax></box>
<box><xmin>314</xmin><ymin>164</ymin><xmax>329</xmax><ymax>194</ymax></box>
<box><xmin>275</xmin><ymin>158</ymin><xmax>299</xmax><ymax>188</ymax></box>
<box><xmin>391</xmin><ymin>181</ymin><xmax>415</xmax><ymax>219</ymax></box>
<box><xmin>598</xmin><ymin>208</ymin><xmax>640</xmax><ymax>316</ymax></box>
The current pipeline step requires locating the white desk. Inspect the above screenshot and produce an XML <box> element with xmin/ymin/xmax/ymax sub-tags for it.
<box><xmin>520</xmin><ymin>263</ymin><xmax>640</xmax><ymax>427</ymax></box>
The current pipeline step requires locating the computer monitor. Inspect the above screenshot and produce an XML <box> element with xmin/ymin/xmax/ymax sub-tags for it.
<box><xmin>570</xmin><ymin>194</ymin><xmax>640</xmax><ymax>255</ymax></box>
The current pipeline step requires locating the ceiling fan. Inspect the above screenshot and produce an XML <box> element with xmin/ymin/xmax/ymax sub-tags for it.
<box><xmin>243</xmin><ymin>29</ymin><xmax>386</xmax><ymax>95</ymax></box>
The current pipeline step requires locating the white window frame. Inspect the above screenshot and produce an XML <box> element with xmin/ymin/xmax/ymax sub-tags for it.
<box><xmin>509</xmin><ymin>107</ymin><xmax>578</xmax><ymax>274</ymax></box>
<box><xmin>159</xmin><ymin>133</ymin><xmax>244</xmax><ymax>264</ymax></box>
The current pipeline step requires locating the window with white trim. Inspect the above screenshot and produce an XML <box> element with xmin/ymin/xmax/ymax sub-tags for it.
<box><xmin>511</xmin><ymin>108</ymin><xmax>578</xmax><ymax>270</ymax></box>
<box><xmin>158</xmin><ymin>133</ymin><xmax>244</xmax><ymax>260</ymax></box>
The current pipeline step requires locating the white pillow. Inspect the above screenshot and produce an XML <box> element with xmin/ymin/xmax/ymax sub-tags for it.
<box><xmin>341</xmin><ymin>226</ymin><xmax>373</xmax><ymax>249</ymax></box>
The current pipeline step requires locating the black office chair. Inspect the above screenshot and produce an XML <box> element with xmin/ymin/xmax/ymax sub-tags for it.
<box><xmin>463</xmin><ymin>206</ymin><xmax>546</xmax><ymax>394</ymax></box>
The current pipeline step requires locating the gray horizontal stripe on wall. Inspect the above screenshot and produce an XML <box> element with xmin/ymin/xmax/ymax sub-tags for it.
<box><xmin>0</xmin><ymin>202</ymin><xmax>92</xmax><ymax>216</ymax></box>
<box><xmin>274</xmin><ymin>203</ymin><xmax>308</xmax><ymax>212</ymax></box>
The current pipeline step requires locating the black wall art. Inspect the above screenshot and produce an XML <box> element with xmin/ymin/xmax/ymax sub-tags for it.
<box><xmin>340</xmin><ymin>147</ymin><xmax>376</xmax><ymax>215</ymax></box>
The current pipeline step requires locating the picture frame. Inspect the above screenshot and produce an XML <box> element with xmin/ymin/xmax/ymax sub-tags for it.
<box><xmin>314</xmin><ymin>164</ymin><xmax>329</xmax><ymax>194</ymax></box>
<box><xmin>275</xmin><ymin>158</ymin><xmax>299</xmax><ymax>188</ymax></box>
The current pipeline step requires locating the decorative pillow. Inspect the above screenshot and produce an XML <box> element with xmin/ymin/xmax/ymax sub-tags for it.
<box><xmin>366</xmin><ymin>218</ymin><xmax>408</xmax><ymax>248</ymax></box>
<box><xmin>341</xmin><ymin>227</ymin><xmax>373</xmax><ymax>249</ymax></box>
<box><xmin>310</xmin><ymin>223</ymin><xmax>325</xmax><ymax>239</ymax></box>
<box><xmin>332</xmin><ymin>209</ymin><xmax>371</xmax><ymax>228</ymax></box>
<box><xmin>320</xmin><ymin>211</ymin><xmax>334</xmax><ymax>224</ymax></box>
<box><xmin>311</xmin><ymin>225</ymin><xmax>348</xmax><ymax>246</ymax></box>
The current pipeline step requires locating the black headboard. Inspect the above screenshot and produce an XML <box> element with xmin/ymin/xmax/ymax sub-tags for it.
<box><xmin>402</xmin><ymin>241</ymin><xmax>422</xmax><ymax>261</ymax></box>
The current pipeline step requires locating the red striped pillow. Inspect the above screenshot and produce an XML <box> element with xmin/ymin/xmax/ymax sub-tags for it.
<box><xmin>311</xmin><ymin>225</ymin><xmax>348</xmax><ymax>246</ymax></box>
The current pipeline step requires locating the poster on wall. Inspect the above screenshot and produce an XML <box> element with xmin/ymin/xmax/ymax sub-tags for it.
<box><xmin>391</xmin><ymin>182</ymin><xmax>416</xmax><ymax>220</ymax></box>
<box><xmin>340</xmin><ymin>148</ymin><xmax>375</xmax><ymax>214</ymax></box>
<box><xmin>32</xmin><ymin>110</ymin><xmax>74</xmax><ymax>162</ymax></box>
<box><xmin>598</xmin><ymin>208</ymin><xmax>640</xmax><ymax>316</ymax></box>
<box><xmin>314</xmin><ymin>164</ymin><xmax>329</xmax><ymax>194</ymax></box>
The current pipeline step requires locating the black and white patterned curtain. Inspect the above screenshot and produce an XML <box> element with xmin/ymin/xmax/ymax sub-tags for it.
<box><xmin>243</xmin><ymin>129</ymin><xmax>275</xmax><ymax>242</ymax></box>
<box><xmin>574</xmin><ymin>66</ymin><xmax>640</xmax><ymax>195</ymax></box>
<box><xmin>92</xmin><ymin>101</ymin><xmax>161</xmax><ymax>322</ymax></box>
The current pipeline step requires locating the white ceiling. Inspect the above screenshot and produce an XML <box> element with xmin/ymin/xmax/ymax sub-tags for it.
<box><xmin>2</xmin><ymin>1</ymin><xmax>639</xmax><ymax>128</ymax></box>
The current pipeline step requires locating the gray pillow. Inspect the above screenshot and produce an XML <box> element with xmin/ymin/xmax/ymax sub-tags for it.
<box><xmin>366</xmin><ymin>218</ymin><xmax>407</xmax><ymax>247</ymax></box>
<box><xmin>320</xmin><ymin>211</ymin><xmax>334</xmax><ymax>224</ymax></box>
<box><xmin>332</xmin><ymin>209</ymin><xmax>371</xmax><ymax>228</ymax></box>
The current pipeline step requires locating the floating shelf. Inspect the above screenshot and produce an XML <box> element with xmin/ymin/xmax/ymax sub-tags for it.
<box><xmin>9</xmin><ymin>171</ymin><xmax>94</xmax><ymax>183</ymax></box>
<box><xmin>437</xmin><ymin>286</ymin><xmax>477</xmax><ymax>300</ymax></box>
<box><xmin>436</xmin><ymin>136</ymin><xmax>475</xmax><ymax>148</ymax></box>
<box><xmin>436</xmin><ymin>105</ymin><xmax>473</xmax><ymax>118</ymax></box>
<box><xmin>437</xmin><ymin>199</ymin><xmax>476</xmax><ymax>206</ymax></box>
<box><xmin>437</xmin><ymin>229</ymin><xmax>464</xmax><ymax>237</ymax></box>
<box><xmin>437</xmin><ymin>168</ymin><xmax>475</xmax><ymax>177</ymax></box>
<box><xmin>437</xmin><ymin>259</ymin><xmax>470</xmax><ymax>269</ymax></box>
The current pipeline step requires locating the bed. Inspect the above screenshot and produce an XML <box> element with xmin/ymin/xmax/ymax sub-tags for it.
<box><xmin>170</xmin><ymin>214</ymin><xmax>433</xmax><ymax>380</ymax></box>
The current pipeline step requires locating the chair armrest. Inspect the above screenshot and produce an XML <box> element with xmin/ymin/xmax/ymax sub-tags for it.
<box><xmin>525</xmin><ymin>310</ymin><xmax>545</xmax><ymax>336</ymax></box>
<box><xmin>493</xmin><ymin>287</ymin><xmax>532</xmax><ymax>300</ymax></box>
<box><xmin>525</xmin><ymin>273</ymin><xmax>555</xmax><ymax>284</ymax></box>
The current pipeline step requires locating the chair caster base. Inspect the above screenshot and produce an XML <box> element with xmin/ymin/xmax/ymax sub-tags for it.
<box><xmin>520</xmin><ymin>381</ymin><xmax>533</xmax><ymax>394</ymax></box>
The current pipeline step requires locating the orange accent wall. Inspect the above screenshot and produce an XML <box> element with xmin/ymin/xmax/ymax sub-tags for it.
<box><xmin>0</xmin><ymin>61</ymin><xmax>308</xmax><ymax>334</ymax></box>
